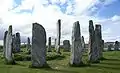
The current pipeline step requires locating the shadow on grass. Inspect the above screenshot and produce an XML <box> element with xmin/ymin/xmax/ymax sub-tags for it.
<box><xmin>102</xmin><ymin>58</ymin><xmax>120</xmax><ymax>61</ymax></box>
<box><xmin>91</xmin><ymin>65</ymin><xmax>120</xmax><ymax>71</ymax></box>
<box><xmin>30</xmin><ymin>67</ymin><xmax>79</xmax><ymax>73</ymax></box>
<box><xmin>47</xmin><ymin>55</ymin><xmax>65</xmax><ymax>61</ymax></box>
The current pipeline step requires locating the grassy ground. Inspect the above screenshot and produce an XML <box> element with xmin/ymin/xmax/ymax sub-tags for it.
<box><xmin>0</xmin><ymin>50</ymin><xmax>120</xmax><ymax>73</ymax></box>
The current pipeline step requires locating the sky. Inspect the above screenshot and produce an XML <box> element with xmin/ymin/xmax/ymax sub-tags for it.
<box><xmin>0</xmin><ymin>0</ymin><xmax>120</xmax><ymax>45</ymax></box>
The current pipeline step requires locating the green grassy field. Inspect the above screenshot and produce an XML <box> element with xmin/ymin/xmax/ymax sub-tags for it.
<box><xmin>0</xmin><ymin>50</ymin><xmax>120</xmax><ymax>73</ymax></box>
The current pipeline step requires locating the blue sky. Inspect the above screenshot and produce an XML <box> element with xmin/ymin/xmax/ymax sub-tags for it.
<box><xmin>0</xmin><ymin>0</ymin><xmax>120</xmax><ymax>45</ymax></box>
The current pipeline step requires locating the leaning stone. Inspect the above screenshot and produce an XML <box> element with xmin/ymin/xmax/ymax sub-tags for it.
<box><xmin>31</xmin><ymin>23</ymin><xmax>48</xmax><ymax>68</ymax></box>
<box><xmin>5</xmin><ymin>25</ymin><xmax>15</xmax><ymax>64</ymax></box>
<box><xmin>70</xmin><ymin>21</ymin><xmax>83</xmax><ymax>66</ymax></box>
<box><xmin>63</xmin><ymin>40</ymin><xmax>70</xmax><ymax>52</ymax></box>
<box><xmin>55</xmin><ymin>19</ymin><xmax>61</xmax><ymax>54</ymax></box>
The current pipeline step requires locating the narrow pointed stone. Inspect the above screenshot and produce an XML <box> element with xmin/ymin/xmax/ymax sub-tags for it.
<box><xmin>48</xmin><ymin>37</ymin><xmax>52</xmax><ymax>52</ymax></box>
<box><xmin>70</xmin><ymin>21</ymin><xmax>83</xmax><ymax>66</ymax></box>
<box><xmin>31</xmin><ymin>23</ymin><xmax>47</xmax><ymax>68</ymax></box>
<box><xmin>3</xmin><ymin>31</ymin><xmax>8</xmax><ymax>57</ymax></box>
<box><xmin>88</xmin><ymin>20</ymin><xmax>99</xmax><ymax>63</ymax></box>
<box><xmin>81</xmin><ymin>36</ymin><xmax>85</xmax><ymax>52</ymax></box>
<box><xmin>5</xmin><ymin>25</ymin><xmax>15</xmax><ymax>64</ymax></box>
<box><xmin>27</xmin><ymin>37</ymin><xmax>31</xmax><ymax>54</ymax></box>
<box><xmin>15</xmin><ymin>32</ymin><xmax>21</xmax><ymax>52</ymax></box>
<box><xmin>55</xmin><ymin>19</ymin><xmax>61</xmax><ymax>54</ymax></box>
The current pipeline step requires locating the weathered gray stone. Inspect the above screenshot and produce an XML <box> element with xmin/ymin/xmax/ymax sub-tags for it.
<box><xmin>3</xmin><ymin>31</ymin><xmax>8</xmax><ymax>57</ymax></box>
<box><xmin>70</xmin><ymin>21</ymin><xmax>83</xmax><ymax>66</ymax></box>
<box><xmin>48</xmin><ymin>37</ymin><xmax>52</xmax><ymax>52</ymax></box>
<box><xmin>108</xmin><ymin>44</ymin><xmax>112</xmax><ymax>51</ymax></box>
<box><xmin>55</xmin><ymin>19</ymin><xmax>61</xmax><ymax>54</ymax></box>
<box><xmin>27</xmin><ymin>37</ymin><xmax>31</xmax><ymax>50</ymax></box>
<box><xmin>81</xmin><ymin>36</ymin><xmax>85</xmax><ymax>52</ymax></box>
<box><xmin>88</xmin><ymin>20</ymin><xmax>99</xmax><ymax>63</ymax></box>
<box><xmin>5</xmin><ymin>25</ymin><xmax>15</xmax><ymax>64</ymax></box>
<box><xmin>63</xmin><ymin>40</ymin><xmax>70</xmax><ymax>52</ymax></box>
<box><xmin>12</xmin><ymin>34</ymin><xmax>16</xmax><ymax>53</ymax></box>
<box><xmin>15</xmin><ymin>32</ymin><xmax>21</xmax><ymax>52</ymax></box>
<box><xmin>114</xmin><ymin>41</ymin><xmax>119</xmax><ymax>51</ymax></box>
<box><xmin>31</xmin><ymin>23</ymin><xmax>47</xmax><ymax>67</ymax></box>
<box><xmin>95</xmin><ymin>24</ymin><xmax>102</xmax><ymax>60</ymax></box>
<box><xmin>100</xmin><ymin>40</ymin><xmax>104</xmax><ymax>59</ymax></box>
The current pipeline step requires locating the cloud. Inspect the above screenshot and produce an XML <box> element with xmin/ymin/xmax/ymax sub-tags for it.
<box><xmin>0</xmin><ymin>0</ymin><xmax>120</xmax><ymax>45</ymax></box>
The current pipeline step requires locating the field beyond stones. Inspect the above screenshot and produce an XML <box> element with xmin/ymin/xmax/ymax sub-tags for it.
<box><xmin>0</xmin><ymin>48</ymin><xmax>120</xmax><ymax>73</ymax></box>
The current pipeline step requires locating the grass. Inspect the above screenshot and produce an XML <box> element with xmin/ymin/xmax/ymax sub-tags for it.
<box><xmin>0</xmin><ymin>49</ymin><xmax>120</xmax><ymax>73</ymax></box>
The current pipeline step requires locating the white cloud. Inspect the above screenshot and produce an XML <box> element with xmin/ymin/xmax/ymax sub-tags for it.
<box><xmin>0</xmin><ymin>0</ymin><xmax>120</xmax><ymax>45</ymax></box>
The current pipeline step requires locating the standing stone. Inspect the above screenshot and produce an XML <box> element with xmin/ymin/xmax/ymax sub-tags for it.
<box><xmin>48</xmin><ymin>37</ymin><xmax>52</xmax><ymax>52</ymax></box>
<box><xmin>88</xmin><ymin>20</ymin><xmax>99</xmax><ymax>63</ymax></box>
<box><xmin>54</xmin><ymin>38</ymin><xmax>57</xmax><ymax>48</ymax></box>
<box><xmin>55</xmin><ymin>19</ymin><xmax>61</xmax><ymax>54</ymax></box>
<box><xmin>3</xmin><ymin>31</ymin><xmax>8</xmax><ymax>57</ymax></box>
<box><xmin>114</xmin><ymin>41</ymin><xmax>119</xmax><ymax>51</ymax></box>
<box><xmin>15</xmin><ymin>32</ymin><xmax>21</xmax><ymax>52</ymax></box>
<box><xmin>108</xmin><ymin>44</ymin><xmax>112</xmax><ymax>51</ymax></box>
<box><xmin>70</xmin><ymin>21</ymin><xmax>83</xmax><ymax>66</ymax></box>
<box><xmin>5</xmin><ymin>25</ymin><xmax>15</xmax><ymax>64</ymax></box>
<box><xmin>12</xmin><ymin>34</ymin><xmax>16</xmax><ymax>53</ymax></box>
<box><xmin>95</xmin><ymin>24</ymin><xmax>102</xmax><ymax>60</ymax></box>
<box><xmin>81</xmin><ymin>36</ymin><xmax>85</xmax><ymax>52</ymax></box>
<box><xmin>31</xmin><ymin>23</ymin><xmax>47</xmax><ymax>68</ymax></box>
<box><xmin>27</xmin><ymin>37</ymin><xmax>31</xmax><ymax>53</ymax></box>
<box><xmin>63</xmin><ymin>40</ymin><xmax>70</xmax><ymax>52</ymax></box>
<box><xmin>100</xmin><ymin>40</ymin><xmax>104</xmax><ymax>59</ymax></box>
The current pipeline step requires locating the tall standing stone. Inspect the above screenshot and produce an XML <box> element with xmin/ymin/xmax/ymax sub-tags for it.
<box><xmin>88</xmin><ymin>20</ymin><xmax>99</xmax><ymax>63</ymax></box>
<box><xmin>114</xmin><ymin>41</ymin><xmax>119</xmax><ymax>51</ymax></box>
<box><xmin>48</xmin><ymin>37</ymin><xmax>52</xmax><ymax>52</ymax></box>
<box><xmin>63</xmin><ymin>40</ymin><xmax>70</xmax><ymax>52</ymax></box>
<box><xmin>27</xmin><ymin>37</ymin><xmax>31</xmax><ymax>50</ymax></box>
<box><xmin>81</xmin><ymin>36</ymin><xmax>85</xmax><ymax>52</ymax></box>
<box><xmin>15</xmin><ymin>32</ymin><xmax>21</xmax><ymax>52</ymax></box>
<box><xmin>3</xmin><ymin>31</ymin><xmax>8</xmax><ymax>57</ymax></box>
<box><xmin>95</xmin><ymin>24</ymin><xmax>102</xmax><ymax>60</ymax></box>
<box><xmin>100</xmin><ymin>40</ymin><xmax>104</xmax><ymax>59</ymax></box>
<box><xmin>70</xmin><ymin>21</ymin><xmax>83</xmax><ymax>66</ymax></box>
<box><xmin>55</xmin><ymin>19</ymin><xmax>61</xmax><ymax>54</ymax></box>
<box><xmin>31</xmin><ymin>23</ymin><xmax>47</xmax><ymax>68</ymax></box>
<box><xmin>5</xmin><ymin>25</ymin><xmax>15</xmax><ymax>64</ymax></box>
<box><xmin>12</xmin><ymin>34</ymin><xmax>16</xmax><ymax>53</ymax></box>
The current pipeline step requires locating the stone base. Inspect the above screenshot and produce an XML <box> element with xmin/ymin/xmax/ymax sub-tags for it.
<box><xmin>69</xmin><ymin>62</ymin><xmax>87</xmax><ymax>67</ymax></box>
<box><xmin>29</xmin><ymin>63</ymin><xmax>50</xmax><ymax>68</ymax></box>
<box><xmin>5</xmin><ymin>59</ymin><xmax>16</xmax><ymax>65</ymax></box>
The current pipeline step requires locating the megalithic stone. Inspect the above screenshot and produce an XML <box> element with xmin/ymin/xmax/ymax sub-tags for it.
<box><xmin>63</xmin><ymin>40</ymin><xmax>70</xmax><ymax>52</ymax></box>
<box><xmin>27</xmin><ymin>37</ymin><xmax>31</xmax><ymax>50</ymax></box>
<box><xmin>81</xmin><ymin>36</ymin><xmax>85</xmax><ymax>52</ymax></box>
<box><xmin>48</xmin><ymin>37</ymin><xmax>52</xmax><ymax>52</ymax></box>
<box><xmin>31</xmin><ymin>23</ymin><xmax>47</xmax><ymax>68</ymax></box>
<box><xmin>95</xmin><ymin>24</ymin><xmax>102</xmax><ymax>60</ymax></box>
<box><xmin>114</xmin><ymin>41</ymin><xmax>119</xmax><ymax>51</ymax></box>
<box><xmin>5</xmin><ymin>25</ymin><xmax>15</xmax><ymax>64</ymax></box>
<box><xmin>54</xmin><ymin>38</ymin><xmax>57</xmax><ymax>48</ymax></box>
<box><xmin>12</xmin><ymin>34</ymin><xmax>16</xmax><ymax>53</ymax></box>
<box><xmin>100</xmin><ymin>40</ymin><xmax>104</xmax><ymax>59</ymax></box>
<box><xmin>3</xmin><ymin>31</ymin><xmax>8</xmax><ymax>57</ymax></box>
<box><xmin>55</xmin><ymin>19</ymin><xmax>61</xmax><ymax>54</ymax></box>
<box><xmin>88</xmin><ymin>20</ymin><xmax>99</xmax><ymax>63</ymax></box>
<box><xmin>15</xmin><ymin>32</ymin><xmax>21</xmax><ymax>52</ymax></box>
<box><xmin>108</xmin><ymin>44</ymin><xmax>112</xmax><ymax>51</ymax></box>
<box><xmin>70</xmin><ymin>21</ymin><xmax>83</xmax><ymax>66</ymax></box>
